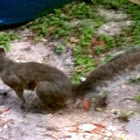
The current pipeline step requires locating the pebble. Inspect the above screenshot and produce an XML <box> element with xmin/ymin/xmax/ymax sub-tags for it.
<box><xmin>79</xmin><ymin>123</ymin><xmax>96</xmax><ymax>132</ymax></box>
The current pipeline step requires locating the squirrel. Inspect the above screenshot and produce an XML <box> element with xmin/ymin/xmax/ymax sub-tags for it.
<box><xmin>0</xmin><ymin>46</ymin><xmax>140</xmax><ymax>110</ymax></box>
<box><xmin>0</xmin><ymin>48</ymin><xmax>72</xmax><ymax>109</ymax></box>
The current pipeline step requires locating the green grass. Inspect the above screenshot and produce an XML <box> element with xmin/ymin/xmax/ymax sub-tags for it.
<box><xmin>55</xmin><ymin>45</ymin><xmax>65</xmax><ymax>54</ymax></box>
<box><xmin>0</xmin><ymin>33</ymin><xmax>20</xmax><ymax>51</ymax></box>
<box><xmin>93</xmin><ymin>0</ymin><xmax>140</xmax><ymax>46</ymax></box>
<box><xmin>134</xmin><ymin>94</ymin><xmax>140</xmax><ymax>103</ymax></box>
<box><xmin>23</xmin><ymin>2</ymin><xmax>104</xmax><ymax>39</ymax></box>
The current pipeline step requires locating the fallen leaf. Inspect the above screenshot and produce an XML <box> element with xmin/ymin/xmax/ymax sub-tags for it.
<box><xmin>67</xmin><ymin>126</ymin><xmax>78</xmax><ymax>133</ymax></box>
<box><xmin>83</xmin><ymin>98</ymin><xmax>91</xmax><ymax>110</ymax></box>
<box><xmin>91</xmin><ymin>127</ymin><xmax>102</xmax><ymax>134</ymax></box>
<box><xmin>26</xmin><ymin>35</ymin><xmax>34</xmax><ymax>41</ymax></box>
<box><xmin>90</xmin><ymin>38</ymin><xmax>98</xmax><ymax>47</ymax></box>
<box><xmin>92</xmin><ymin>122</ymin><xmax>106</xmax><ymax>128</ymax></box>
<box><xmin>47</xmin><ymin>126</ymin><xmax>59</xmax><ymax>132</ymax></box>
<box><xmin>99</xmin><ymin>40</ymin><xmax>105</xmax><ymax>46</ymax></box>
<box><xmin>0</xmin><ymin>107</ymin><xmax>11</xmax><ymax>115</ymax></box>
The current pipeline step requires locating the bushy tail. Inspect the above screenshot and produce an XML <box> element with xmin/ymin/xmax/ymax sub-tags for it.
<box><xmin>73</xmin><ymin>46</ymin><xmax>140</xmax><ymax>97</ymax></box>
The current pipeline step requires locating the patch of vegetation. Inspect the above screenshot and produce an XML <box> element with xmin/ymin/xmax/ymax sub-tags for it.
<box><xmin>102</xmin><ymin>90</ymin><xmax>111</xmax><ymax>96</ymax></box>
<box><xmin>72</xmin><ymin>27</ymin><xmax>95</xmax><ymax>84</ymax></box>
<box><xmin>55</xmin><ymin>45</ymin><xmax>65</xmax><ymax>54</ymax></box>
<box><xmin>93</xmin><ymin>0</ymin><xmax>140</xmax><ymax>46</ymax></box>
<box><xmin>96</xmin><ymin>34</ymin><xmax>115</xmax><ymax>54</ymax></box>
<box><xmin>129</xmin><ymin>74</ymin><xmax>140</xmax><ymax>84</ymax></box>
<box><xmin>22</xmin><ymin>0</ymin><xmax>140</xmax><ymax>84</ymax></box>
<box><xmin>114</xmin><ymin>28</ymin><xmax>133</xmax><ymax>49</ymax></box>
<box><xmin>91</xmin><ymin>0</ymin><xmax>127</xmax><ymax>9</ymax></box>
<box><xmin>104</xmin><ymin>55</ymin><xmax>113</xmax><ymax>63</ymax></box>
<box><xmin>72</xmin><ymin>33</ymin><xmax>116</xmax><ymax>83</ymax></box>
<box><xmin>23</xmin><ymin>2</ymin><xmax>104</xmax><ymax>39</ymax></box>
<box><xmin>134</xmin><ymin>94</ymin><xmax>140</xmax><ymax>103</ymax></box>
<box><xmin>0</xmin><ymin>33</ymin><xmax>20</xmax><ymax>51</ymax></box>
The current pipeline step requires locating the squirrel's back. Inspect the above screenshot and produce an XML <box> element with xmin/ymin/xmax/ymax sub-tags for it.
<box><xmin>11</xmin><ymin>62</ymin><xmax>72</xmax><ymax>92</ymax></box>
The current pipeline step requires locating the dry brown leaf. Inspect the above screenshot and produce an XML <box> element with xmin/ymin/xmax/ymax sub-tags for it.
<box><xmin>0</xmin><ymin>107</ymin><xmax>11</xmax><ymax>115</ymax></box>
<box><xmin>99</xmin><ymin>40</ymin><xmax>105</xmax><ymax>46</ymax></box>
<box><xmin>91</xmin><ymin>127</ymin><xmax>102</xmax><ymax>134</ymax></box>
<box><xmin>92</xmin><ymin>122</ymin><xmax>106</xmax><ymax>128</ymax></box>
<box><xmin>67</xmin><ymin>126</ymin><xmax>79</xmax><ymax>133</ymax></box>
<box><xmin>82</xmin><ymin>98</ymin><xmax>91</xmax><ymax>110</ymax></box>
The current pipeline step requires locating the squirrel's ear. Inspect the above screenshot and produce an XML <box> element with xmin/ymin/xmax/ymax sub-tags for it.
<box><xmin>0</xmin><ymin>48</ymin><xmax>6</xmax><ymax>55</ymax></box>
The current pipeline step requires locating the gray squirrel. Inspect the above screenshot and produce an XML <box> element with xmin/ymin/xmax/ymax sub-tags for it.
<box><xmin>0</xmin><ymin>46</ymin><xmax>140</xmax><ymax>110</ymax></box>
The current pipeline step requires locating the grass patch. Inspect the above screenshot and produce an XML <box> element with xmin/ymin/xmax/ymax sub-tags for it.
<box><xmin>134</xmin><ymin>94</ymin><xmax>140</xmax><ymax>103</ymax></box>
<box><xmin>0</xmin><ymin>33</ymin><xmax>20</xmax><ymax>51</ymax></box>
<box><xmin>55</xmin><ymin>45</ymin><xmax>65</xmax><ymax>54</ymax></box>
<box><xmin>23</xmin><ymin>2</ymin><xmax>104</xmax><ymax>40</ymax></box>
<box><xmin>93</xmin><ymin>0</ymin><xmax>140</xmax><ymax>46</ymax></box>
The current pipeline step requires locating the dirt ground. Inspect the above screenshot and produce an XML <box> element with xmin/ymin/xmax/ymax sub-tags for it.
<box><xmin>0</xmin><ymin>29</ymin><xmax>140</xmax><ymax>140</ymax></box>
<box><xmin>0</xmin><ymin>8</ymin><xmax>140</xmax><ymax>140</ymax></box>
